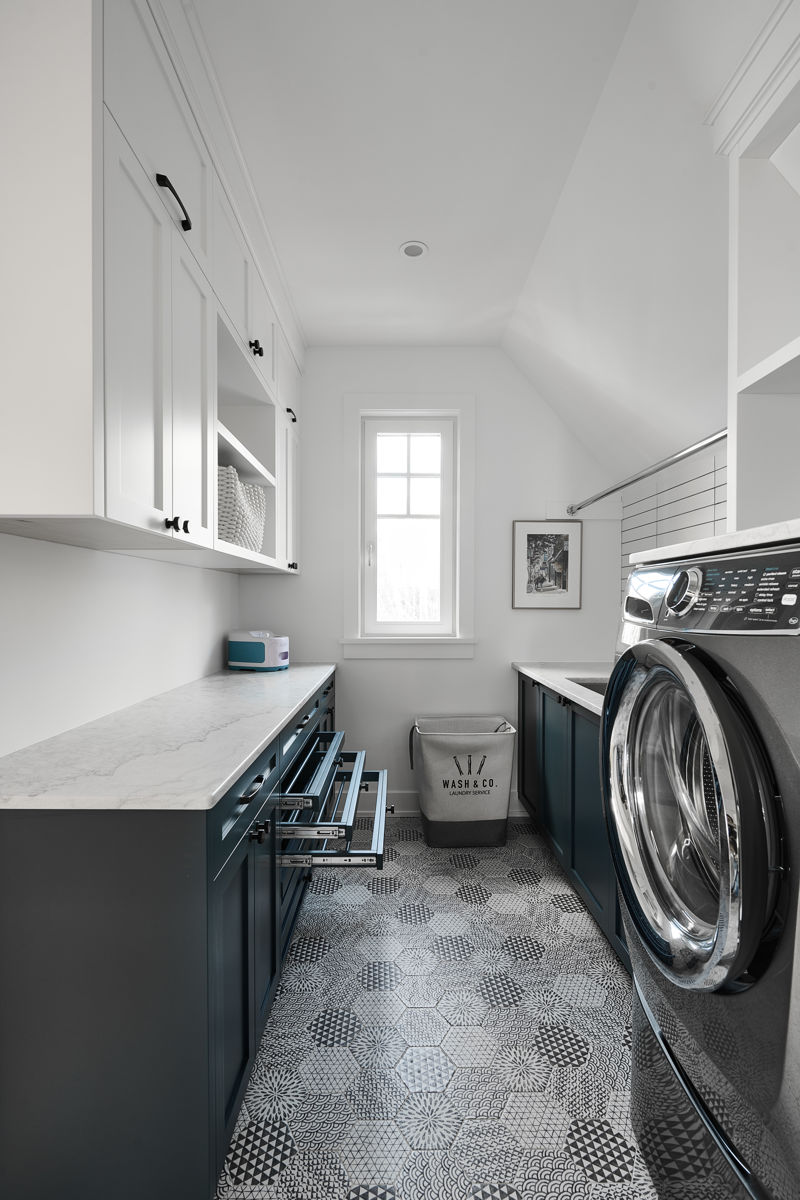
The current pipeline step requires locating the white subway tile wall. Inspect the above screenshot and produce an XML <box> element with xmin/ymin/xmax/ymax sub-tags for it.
<box><xmin>620</xmin><ymin>441</ymin><xmax>727</xmax><ymax>594</ymax></box>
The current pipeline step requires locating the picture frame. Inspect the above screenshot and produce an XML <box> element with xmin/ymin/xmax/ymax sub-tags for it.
<box><xmin>512</xmin><ymin>520</ymin><xmax>582</xmax><ymax>609</ymax></box>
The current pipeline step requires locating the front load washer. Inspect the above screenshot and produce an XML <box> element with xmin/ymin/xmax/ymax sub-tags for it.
<box><xmin>602</xmin><ymin>543</ymin><xmax>800</xmax><ymax>1200</ymax></box>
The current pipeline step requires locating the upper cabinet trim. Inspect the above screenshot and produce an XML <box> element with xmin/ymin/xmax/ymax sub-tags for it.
<box><xmin>710</xmin><ymin>0</ymin><xmax>800</xmax><ymax>157</ymax></box>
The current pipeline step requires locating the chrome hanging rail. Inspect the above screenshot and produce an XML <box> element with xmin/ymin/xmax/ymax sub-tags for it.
<box><xmin>566</xmin><ymin>429</ymin><xmax>727</xmax><ymax>516</ymax></box>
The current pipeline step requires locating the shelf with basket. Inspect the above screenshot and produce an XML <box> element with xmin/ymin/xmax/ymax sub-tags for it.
<box><xmin>217</xmin><ymin>313</ymin><xmax>278</xmax><ymax>561</ymax></box>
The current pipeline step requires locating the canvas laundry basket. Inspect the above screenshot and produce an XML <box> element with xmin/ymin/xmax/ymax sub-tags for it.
<box><xmin>217</xmin><ymin>465</ymin><xmax>267</xmax><ymax>553</ymax></box>
<box><xmin>409</xmin><ymin>715</ymin><xmax>516</xmax><ymax>847</ymax></box>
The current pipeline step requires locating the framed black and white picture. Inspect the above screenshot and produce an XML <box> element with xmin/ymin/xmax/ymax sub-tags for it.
<box><xmin>512</xmin><ymin>520</ymin><xmax>582</xmax><ymax>609</ymax></box>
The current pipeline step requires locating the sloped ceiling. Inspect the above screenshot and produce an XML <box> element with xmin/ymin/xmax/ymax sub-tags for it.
<box><xmin>182</xmin><ymin>0</ymin><xmax>775</xmax><ymax>481</ymax></box>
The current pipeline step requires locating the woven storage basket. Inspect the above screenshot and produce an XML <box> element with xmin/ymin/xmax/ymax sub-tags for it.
<box><xmin>217</xmin><ymin>465</ymin><xmax>267</xmax><ymax>553</ymax></box>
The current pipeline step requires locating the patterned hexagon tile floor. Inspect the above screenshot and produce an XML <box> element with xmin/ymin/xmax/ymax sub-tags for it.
<box><xmin>215</xmin><ymin>817</ymin><xmax>657</xmax><ymax>1199</ymax></box>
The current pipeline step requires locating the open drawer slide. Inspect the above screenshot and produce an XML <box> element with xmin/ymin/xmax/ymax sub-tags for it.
<box><xmin>279</xmin><ymin>730</ymin><xmax>345</xmax><ymax>812</ymax></box>
<box><xmin>278</xmin><ymin>769</ymin><xmax>388</xmax><ymax>868</ymax></box>
<box><xmin>277</xmin><ymin>750</ymin><xmax>365</xmax><ymax>840</ymax></box>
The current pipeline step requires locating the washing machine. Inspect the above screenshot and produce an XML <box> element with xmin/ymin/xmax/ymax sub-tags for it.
<box><xmin>602</xmin><ymin>543</ymin><xmax>800</xmax><ymax>1200</ymax></box>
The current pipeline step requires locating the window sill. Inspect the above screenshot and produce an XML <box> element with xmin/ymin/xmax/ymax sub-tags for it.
<box><xmin>341</xmin><ymin>638</ymin><xmax>476</xmax><ymax>660</ymax></box>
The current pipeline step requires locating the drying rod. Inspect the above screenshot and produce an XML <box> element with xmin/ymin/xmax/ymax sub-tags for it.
<box><xmin>566</xmin><ymin>429</ymin><xmax>727</xmax><ymax>516</ymax></box>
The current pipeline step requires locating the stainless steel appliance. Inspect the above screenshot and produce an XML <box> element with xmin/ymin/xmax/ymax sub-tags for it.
<box><xmin>602</xmin><ymin>544</ymin><xmax>800</xmax><ymax>1199</ymax></box>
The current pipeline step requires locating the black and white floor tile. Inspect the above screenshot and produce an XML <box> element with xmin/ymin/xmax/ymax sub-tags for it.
<box><xmin>216</xmin><ymin>817</ymin><xmax>657</xmax><ymax>1199</ymax></box>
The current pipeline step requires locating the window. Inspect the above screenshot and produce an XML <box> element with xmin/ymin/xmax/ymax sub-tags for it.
<box><xmin>342</xmin><ymin>394</ymin><xmax>475</xmax><ymax>659</ymax></box>
<box><xmin>363</xmin><ymin>416</ymin><xmax>455</xmax><ymax>635</ymax></box>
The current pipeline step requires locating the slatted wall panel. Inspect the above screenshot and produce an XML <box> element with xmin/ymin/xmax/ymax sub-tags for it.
<box><xmin>620</xmin><ymin>440</ymin><xmax>727</xmax><ymax>594</ymax></box>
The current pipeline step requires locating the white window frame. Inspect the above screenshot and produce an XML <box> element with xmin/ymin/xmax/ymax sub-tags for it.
<box><xmin>362</xmin><ymin>415</ymin><xmax>455</xmax><ymax>636</ymax></box>
<box><xmin>342</xmin><ymin>394</ymin><xmax>475</xmax><ymax>659</ymax></box>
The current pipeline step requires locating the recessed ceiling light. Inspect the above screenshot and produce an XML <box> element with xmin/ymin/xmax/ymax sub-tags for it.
<box><xmin>399</xmin><ymin>240</ymin><xmax>429</xmax><ymax>258</ymax></box>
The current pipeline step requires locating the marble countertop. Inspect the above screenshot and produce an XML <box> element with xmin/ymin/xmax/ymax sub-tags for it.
<box><xmin>512</xmin><ymin>661</ymin><xmax>613</xmax><ymax>715</ymax></box>
<box><xmin>629</xmin><ymin>518</ymin><xmax>800</xmax><ymax>565</ymax></box>
<box><xmin>0</xmin><ymin>664</ymin><xmax>335</xmax><ymax>811</ymax></box>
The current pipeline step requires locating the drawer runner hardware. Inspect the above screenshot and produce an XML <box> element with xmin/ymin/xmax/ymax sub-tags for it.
<box><xmin>278</xmin><ymin>730</ymin><xmax>345</xmax><ymax>811</ymax></box>
<box><xmin>278</xmin><ymin>770</ymin><xmax>388</xmax><ymax>868</ymax></box>
<box><xmin>278</xmin><ymin>750</ymin><xmax>365</xmax><ymax>839</ymax></box>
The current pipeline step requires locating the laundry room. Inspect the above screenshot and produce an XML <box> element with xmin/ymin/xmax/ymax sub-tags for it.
<box><xmin>1</xmin><ymin>2</ymin><xmax>799</xmax><ymax>1198</ymax></box>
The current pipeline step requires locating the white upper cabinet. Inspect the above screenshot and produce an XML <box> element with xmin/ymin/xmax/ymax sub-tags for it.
<box><xmin>275</xmin><ymin>329</ymin><xmax>301</xmax><ymax>570</ymax></box>
<box><xmin>104</xmin><ymin>113</ymin><xmax>173</xmax><ymax>534</ymax></box>
<box><xmin>104</xmin><ymin>113</ymin><xmax>215</xmax><ymax>547</ymax></box>
<box><xmin>0</xmin><ymin>0</ymin><xmax>299</xmax><ymax>571</ymax></box>
<box><xmin>213</xmin><ymin>173</ymin><xmax>277</xmax><ymax>391</ymax></box>
<box><xmin>212</xmin><ymin>175</ymin><xmax>250</xmax><ymax>341</ymax></box>
<box><xmin>713</xmin><ymin>13</ymin><xmax>800</xmax><ymax>532</ymax></box>
<box><xmin>170</xmin><ymin>229</ymin><xmax>216</xmax><ymax>548</ymax></box>
<box><xmin>104</xmin><ymin>0</ymin><xmax>211</xmax><ymax>276</ymax></box>
<box><xmin>250</xmin><ymin>271</ymin><xmax>277</xmax><ymax>392</ymax></box>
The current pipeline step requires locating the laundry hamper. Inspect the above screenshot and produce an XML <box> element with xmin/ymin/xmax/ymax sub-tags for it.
<box><xmin>409</xmin><ymin>716</ymin><xmax>516</xmax><ymax>847</ymax></box>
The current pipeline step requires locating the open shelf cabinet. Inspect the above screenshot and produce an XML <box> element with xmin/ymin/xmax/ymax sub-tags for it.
<box><xmin>216</xmin><ymin>314</ymin><xmax>278</xmax><ymax>562</ymax></box>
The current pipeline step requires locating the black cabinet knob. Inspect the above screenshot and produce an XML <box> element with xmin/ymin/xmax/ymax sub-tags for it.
<box><xmin>288</xmin><ymin>561</ymin><xmax>298</xmax><ymax>570</ymax></box>
<box><xmin>249</xmin><ymin>339</ymin><xmax>264</xmax><ymax>357</ymax></box>
<box><xmin>248</xmin><ymin>821</ymin><xmax>269</xmax><ymax>844</ymax></box>
<box><xmin>182</xmin><ymin>519</ymin><xmax>190</xmax><ymax>534</ymax></box>
<box><xmin>164</xmin><ymin>516</ymin><xmax>180</xmax><ymax>531</ymax></box>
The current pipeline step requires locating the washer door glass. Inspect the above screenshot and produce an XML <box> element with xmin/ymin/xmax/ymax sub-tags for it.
<box><xmin>603</xmin><ymin>640</ymin><xmax>778</xmax><ymax>990</ymax></box>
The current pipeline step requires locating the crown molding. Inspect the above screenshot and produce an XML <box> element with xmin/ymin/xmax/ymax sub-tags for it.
<box><xmin>708</xmin><ymin>0</ymin><xmax>800</xmax><ymax>157</ymax></box>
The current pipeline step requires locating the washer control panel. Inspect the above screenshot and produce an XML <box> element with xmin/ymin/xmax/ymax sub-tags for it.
<box><xmin>657</xmin><ymin>546</ymin><xmax>800</xmax><ymax>634</ymax></box>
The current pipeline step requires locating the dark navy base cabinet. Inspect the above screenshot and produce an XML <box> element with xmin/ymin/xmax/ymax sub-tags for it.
<box><xmin>518</xmin><ymin>674</ymin><xmax>629</xmax><ymax>971</ymax></box>
<box><xmin>0</xmin><ymin>810</ymin><xmax>212</xmax><ymax>1200</ymax></box>
<box><xmin>0</xmin><ymin>677</ymin><xmax>337</xmax><ymax>1200</ymax></box>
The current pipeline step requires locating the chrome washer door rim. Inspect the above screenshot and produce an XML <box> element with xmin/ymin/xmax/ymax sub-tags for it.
<box><xmin>603</xmin><ymin>639</ymin><xmax>776</xmax><ymax>990</ymax></box>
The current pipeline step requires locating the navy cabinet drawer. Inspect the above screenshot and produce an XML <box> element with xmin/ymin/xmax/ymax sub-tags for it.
<box><xmin>208</xmin><ymin>738</ymin><xmax>280</xmax><ymax>880</ymax></box>
<box><xmin>279</xmin><ymin>689</ymin><xmax>327</xmax><ymax>769</ymax></box>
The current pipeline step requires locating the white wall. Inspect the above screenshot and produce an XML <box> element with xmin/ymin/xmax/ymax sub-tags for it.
<box><xmin>0</xmin><ymin>534</ymin><xmax>239</xmax><ymax>756</ymax></box>
<box><xmin>503</xmin><ymin>0</ymin><xmax>775</xmax><ymax>481</ymax></box>
<box><xmin>620</xmin><ymin>439</ymin><xmax>727</xmax><ymax>589</ymax></box>
<box><xmin>239</xmin><ymin>346</ymin><xmax>622</xmax><ymax>811</ymax></box>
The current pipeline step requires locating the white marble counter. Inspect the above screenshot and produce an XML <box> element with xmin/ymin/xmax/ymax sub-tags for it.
<box><xmin>0</xmin><ymin>664</ymin><xmax>335</xmax><ymax>811</ymax></box>
<box><xmin>512</xmin><ymin>661</ymin><xmax>613</xmax><ymax>716</ymax></box>
<box><xmin>629</xmin><ymin>518</ymin><xmax>800</xmax><ymax>565</ymax></box>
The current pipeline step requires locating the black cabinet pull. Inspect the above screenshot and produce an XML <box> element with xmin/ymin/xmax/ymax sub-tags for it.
<box><xmin>155</xmin><ymin>173</ymin><xmax>192</xmax><ymax>231</ymax></box>
<box><xmin>248</xmin><ymin>821</ymin><xmax>269</xmax><ymax>844</ymax></box>
<box><xmin>182</xmin><ymin>519</ymin><xmax>190</xmax><ymax>534</ymax></box>
<box><xmin>249</xmin><ymin>339</ymin><xmax>264</xmax><ymax>357</ymax></box>
<box><xmin>296</xmin><ymin>714</ymin><xmax>311</xmax><ymax>731</ymax></box>
<box><xmin>241</xmin><ymin>774</ymin><xmax>265</xmax><ymax>803</ymax></box>
<box><xmin>288</xmin><ymin>561</ymin><xmax>298</xmax><ymax>570</ymax></box>
<box><xmin>164</xmin><ymin>516</ymin><xmax>180</xmax><ymax>531</ymax></box>
<box><xmin>286</xmin><ymin>407</ymin><xmax>297</xmax><ymax>423</ymax></box>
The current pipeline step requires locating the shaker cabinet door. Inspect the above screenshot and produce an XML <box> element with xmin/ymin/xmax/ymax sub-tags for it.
<box><xmin>253</xmin><ymin>800</ymin><xmax>279</xmax><ymax>1037</ymax></box>
<box><xmin>571</xmin><ymin>707</ymin><xmax>614</xmax><ymax>924</ymax></box>
<box><xmin>104</xmin><ymin>0</ymin><xmax>211</xmax><ymax>274</ymax></box>
<box><xmin>210</xmin><ymin>833</ymin><xmax>254</xmax><ymax>1174</ymax></box>
<box><xmin>538</xmin><ymin>689</ymin><xmax>571</xmax><ymax>866</ymax></box>
<box><xmin>213</xmin><ymin>175</ymin><xmax>251</xmax><ymax>343</ymax></box>
<box><xmin>105</xmin><ymin>112</ymin><xmax>215</xmax><ymax>545</ymax></box>
<box><xmin>171</xmin><ymin>236</ymin><xmax>215</xmax><ymax>547</ymax></box>
<box><xmin>104</xmin><ymin>112</ymin><xmax>173</xmax><ymax>533</ymax></box>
